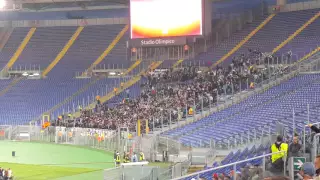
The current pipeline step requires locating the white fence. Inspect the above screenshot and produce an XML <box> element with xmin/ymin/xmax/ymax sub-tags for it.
<box><xmin>0</xmin><ymin>125</ymin><xmax>129</xmax><ymax>153</ymax></box>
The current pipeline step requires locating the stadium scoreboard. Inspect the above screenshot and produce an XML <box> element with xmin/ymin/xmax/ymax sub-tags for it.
<box><xmin>129</xmin><ymin>0</ymin><xmax>212</xmax><ymax>47</ymax></box>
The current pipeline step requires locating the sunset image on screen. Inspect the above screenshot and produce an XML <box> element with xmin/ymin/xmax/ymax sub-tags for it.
<box><xmin>130</xmin><ymin>0</ymin><xmax>203</xmax><ymax>39</ymax></box>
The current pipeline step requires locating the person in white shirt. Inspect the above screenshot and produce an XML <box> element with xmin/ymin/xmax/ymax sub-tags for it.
<box><xmin>7</xmin><ymin>168</ymin><xmax>13</xmax><ymax>179</ymax></box>
<box><xmin>132</xmin><ymin>152</ymin><xmax>138</xmax><ymax>162</ymax></box>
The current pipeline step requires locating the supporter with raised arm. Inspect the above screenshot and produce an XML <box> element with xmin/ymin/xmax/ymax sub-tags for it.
<box><xmin>309</xmin><ymin>124</ymin><xmax>320</xmax><ymax>133</ymax></box>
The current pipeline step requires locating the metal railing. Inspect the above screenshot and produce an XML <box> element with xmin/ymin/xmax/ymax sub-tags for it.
<box><xmin>171</xmin><ymin>151</ymin><xmax>287</xmax><ymax>180</ymax></box>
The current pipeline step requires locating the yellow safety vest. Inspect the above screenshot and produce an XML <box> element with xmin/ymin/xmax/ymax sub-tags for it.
<box><xmin>188</xmin><ymin>108</ymin><xmax>193</xmax><ymax>115</ymax></box>
<box><xmin>116</xmin><ymin>155</ymin><xmax>120</xmax><ymax>162</ymax></box>
<box><xmin>124</xmin><ymin>156</ymin><xmax>130</xmax><ymax>163</ymax></box>
<box><xmin>271</xmin><ymin>143</ymin><xmax>288</xmax><ymax>163</ymax></box>
<box><xmin>139</xmin><ymin>153</ymin><xmax>145</xmax><ymax>161</ymax></box>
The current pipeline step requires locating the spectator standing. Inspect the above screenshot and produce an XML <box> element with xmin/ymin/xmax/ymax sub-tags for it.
<box><xmin>7</xmin><ymin>168</ymin><xmax>12</xmax><ymax>180</ymax></box>
<box><xmin>270</xmin><ymin>136</ymin><xmax>288</xmax><ymax>173</ymax></box>
<box><xmin>124</xmin><ymin>153</ymin><xmax>130</xmax><ymax>163</ymax></box>
<box><xmin>298</xmin><ymin>162</ymin><xmax>315</xmax><ymax>180</ymax></box>
<box><xmin>3</xmin><ymin>169</ymin><xmax>7</xmax><ymax>180</ymax></box>
<box><xmin>289</xmin><ymin>136</ymin><xmax>302</xmax><ymax>157</ymax></box>
<box><xmin>139</xmin><ymin>151</ymin><xmax>145</xmax><ymax>161</ymax></box>
<box><xmin>132</xmin><ymin>152</ymin><xmax>138</xmax><ymax>162</ymax></box>
<box><xmin>115</xmin><ymin>152</ymin><xmax>120</xmax><ymax>167</ymax></box>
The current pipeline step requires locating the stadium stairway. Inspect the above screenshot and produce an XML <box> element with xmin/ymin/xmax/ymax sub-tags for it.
<box><xmin>0</xmin><ymin>28</ymin><xmax>36</xmax><ymax>97</ymax></box>
<box><xmin>84</xmin><ymin>24</ymin><xmax>129</xmax><ymax>74</ymax></box>
<box><xmin>30</xmin><ymin>25</ymin><xmax>130</xmax><ymax>122</ymax></box>
<box><xmin>0</xmin><ymin>27</ymin><xmax>83</xmax><ymax>98</ymax></box>
<box><xmin>296</xmin><ymin>46</ymin><xmax>320</xmax><ymax>64</ymax></box>
<box><xmin>271</xmin><ymin>11</ymin><xmax>320</xmax><ymax>54</ymax></box>
<box><xmin>87</xmin><ymin>61</ymin><xmax>161</xmax><ymax>107</ymax></box>
<box><xmin>172</xmin><ymin>59</ymin><xmax>184</xmax><ymax>68</ymax></box>
<box><xmin>71</xmin><ymin>60</ymin><xmax>160</xmax><ymax>118</ymax></box>
<box><xmin>209</xmin><ymin>10</ymin><xmax>319</xmax><ymax>69</ymax></box>
<box><xmin>209</xmin><ymin>13</ymin><xmax>276</xmax><ymax>69</ymax></box>
<box><xmin>42</xmin><ymin>26</ymin><xmax>84</xmax><ymax>77</ymax></box>
<box><xmin>0</xmin><ymin>77</ymin><xmax>24</xmax><ymax>97</ymax></box>
<box><xmin>0</xmin><ymin>28</ymin><xmax>13</xmax><ymax>51</ymax></box>
<box><xmin>43</xmin><ymin>60</ymin><xmax>142</xmax><ymax>117</ymax></box>
<box><xmin>199</xmin><ymin>9</ymin><xmax>319</xmax><ymax>70</ymax></box>
<box><xmin>1</xmin><ymin>27</ymin><xmax>36</xmax><ymax>72</ymax></box>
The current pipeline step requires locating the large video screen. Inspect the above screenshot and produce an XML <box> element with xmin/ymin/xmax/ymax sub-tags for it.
<box><xmin>130</xmin><ymin>0</ymin><xmax>203</xmax><ymax>39</ymax></box>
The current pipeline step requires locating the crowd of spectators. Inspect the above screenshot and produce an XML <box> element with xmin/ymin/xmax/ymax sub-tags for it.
<box><xmin>0</xmin><ymin>168</ymin><xmax>13</xmax><ymax>180</ymax></box>
<box><xmin>53</xmin><ymin>49</ymin><xmax>289</xmax><ymax>130</ymax></box>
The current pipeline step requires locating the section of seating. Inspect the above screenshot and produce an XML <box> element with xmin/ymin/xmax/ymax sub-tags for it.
<box><xmin>186</xmin><ymin>143</ymin><xmax>270</xmax><ymax>180</ymax></box>
<box><xmin>0</xmin><ymin>28</ymin><xmax>29</xmax><ymax>69</ymax></box>
<box><xmin>0</xmin><ymin>9</ymin><xmax>128</xmax><ymax>20</ymax></box>
<box><xmin>212</xmin><ymin>0</ymin><xmax>264</xmax><ymax>19</ymax></box>
<box><xmin>0</xmin><ymin>78</ymin><xmax>127</xmax><ymax>125</ymax></box>
<box><xmin>162</xmin><ymin>74</ymin><xmax>320</xmax><ymax>147</ymax></box>
<box><xmin>53</xmin><ymin>76</ymin><xmax>132</xmax><ymax>119</ymax></box>
<box><xmin>200</xmin><ymin>9</ymin><xmax>320</xmax><ymax>66</ymax></box>
<box><xmin>47</xmin><ymin>24</ymin><xmax>126</xmax><ymax>78</ymax></box>
<box><xmin>0</xmin><ymin>80</ymin><xmax>11</xmax><ymax>91</ymax></box>
<box><xmin>279</xmin><ymin>17</ymin><xmax>320</xmax><ymax>58</ymax></box>
<box><xmin>0</xmin><ymin>24</ymin><xmax>130</xmax><ymax>125</ymax></box>
<box><xmin>13</xmin><ymin>26</ymin><xmax>77</xmax><ymax>69</ymax></box>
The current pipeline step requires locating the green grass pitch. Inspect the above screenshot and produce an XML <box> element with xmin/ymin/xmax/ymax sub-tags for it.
<box><xmin>0</xmin><ymin>141</ymin><xmax>115</xmax><ymax>180</ymax></box>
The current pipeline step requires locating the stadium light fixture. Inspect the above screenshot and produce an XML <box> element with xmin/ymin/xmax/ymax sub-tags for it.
<box><xmin>109</xmin><ymin>72</ymin><xmax>116</xmax><ymax>75</ymax></box>
<box><xmin>29</xmin><ymin>74</ymin><xmax>34</xmax><ymax>77</ymax></box>
<box><xmin>0</xmin><ymin>0</ymin><xmax>6</xmax><ymax>9</ymax></box>
<box><xmin>22</xmin><ymin>72</ymin><xmax>28</xmax><ymax>76</ymax></box>
<box><xmin>33</xmin><ymin>72</ymin><xmax>40</xmax><ymax>76</ymax></box>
